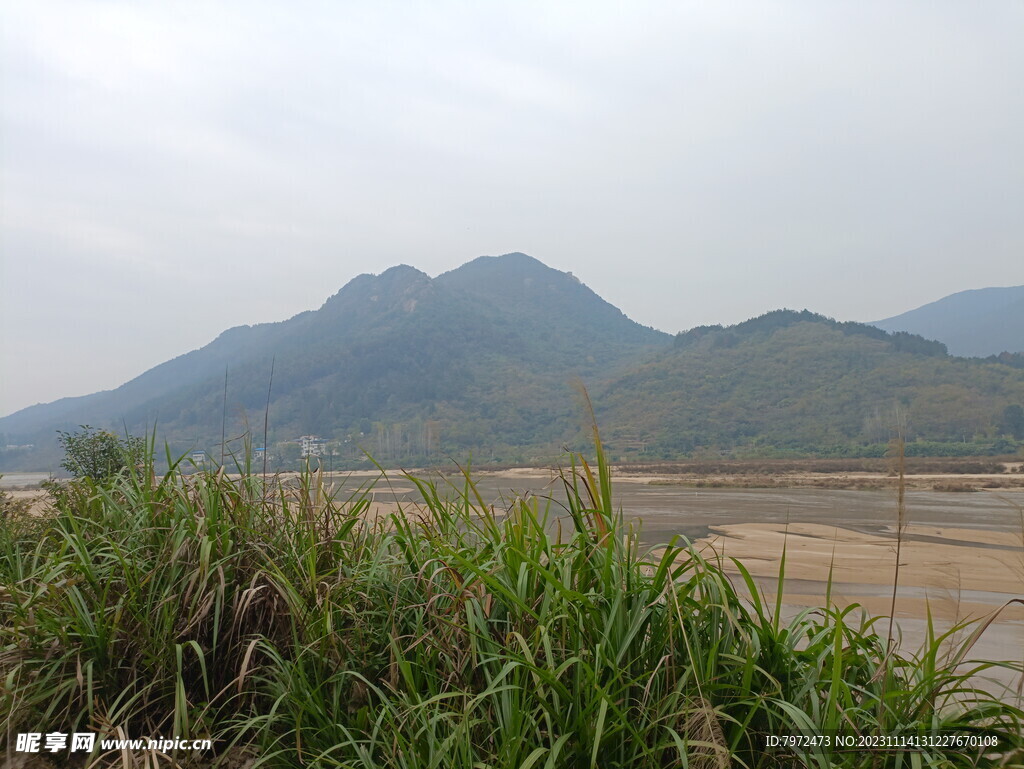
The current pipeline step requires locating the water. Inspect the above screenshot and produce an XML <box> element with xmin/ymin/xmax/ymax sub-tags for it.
<box><xmin>343</xmin><ymin>472</ymin><xmax>1023</xmax><ymax>691</ymax></box>
<box><xmin>0</xmin><ymin>471</ymin><xmax>53</xmax><ymax>488</ymax></box>
<box><xmin>346</xmin><ymin>472</ymin><xmax>1024</xmax><ymax>546</ymax></box>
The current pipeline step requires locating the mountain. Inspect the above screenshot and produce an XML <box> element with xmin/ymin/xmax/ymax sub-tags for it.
<box><xmin>3</xmin><ymin>259</ymin><xmax>1024</xmax><ymax>471</ymax></box>
<box><xmin>870</xmin><ymin>286</ymin><xmax>1024</xmax><ymax>357</ymax></box>
<box><xmin>0</xmin><ymin>254</ymin><xmax>670</xmax><ymax>469</ymax></box>
<box><xmin>592</xmin><ymin>310</ymin><xmax>1024</xmax><ymax>457</ymax></box>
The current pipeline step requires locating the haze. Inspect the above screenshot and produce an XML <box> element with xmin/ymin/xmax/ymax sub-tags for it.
<box><xmin>3</xmin><ymin>1</ymin><xmax>1023</xmax><ymax>416</ymax></box>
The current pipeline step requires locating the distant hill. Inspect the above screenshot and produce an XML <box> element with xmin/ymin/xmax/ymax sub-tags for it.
<box><xmin>3</xmin><ymin>260</ymin><xmax>1024</xmax><ymax>471</ymax></box>
<box><xmin>592</xmin><ymin>310</ymin><xmax>1024</xmax><ymax>458</ymax></box>
<box><xmin>871</xmin><ymin>286</ymin><xmax>1024</xmax><ymax>357</ymax></box>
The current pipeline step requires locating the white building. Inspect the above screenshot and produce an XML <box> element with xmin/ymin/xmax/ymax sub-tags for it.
<box><xmin>299</xmin><ymin>435</ymin><xmax>326</xmax><ymax>458</ymax></box>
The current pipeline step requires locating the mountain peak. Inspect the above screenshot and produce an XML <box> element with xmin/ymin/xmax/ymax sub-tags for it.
<box><xmin>380</xmin><ymin>264</ymin><xmax>430</xmax><ymax>280</ymax></box>
<box><xmin>322</xmin><ymin>264</ymin><xmax>430</xmax><ymax>308</ymax></box>
<box><xmin>483</xmin><ymin>251</ymin><xmax>545</xmax><ymax>265</ymax></box>
<box><xmin>437</xmin><ymin>252</ymin><xmax>584</xmax><ymax>293</ymax></box>
<box><xmin>448</xmin><ymin>252</ymin><xmax>555</xmax><ymax>276</ymax></box>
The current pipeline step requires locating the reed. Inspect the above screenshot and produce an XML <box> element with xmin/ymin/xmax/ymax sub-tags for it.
<box><xmin>1</xmin><ymin>429</ymin><xmax>1021</xmax><ymax>767</ymax></box>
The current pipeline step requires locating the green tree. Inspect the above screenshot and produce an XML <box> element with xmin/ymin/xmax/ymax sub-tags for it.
<box><xmin>273</xmin><ymin>442</ymin><xmax>301</xmax><ymax>470</ymax></box>
<box><xmin>56</xmin><ymin>426</ymin><xmax>145</xmax><ymax>481</ymax></box>
<box><xmin>999</xmin><ymin>404</ymin><xmax>1024</xmax><ymax>439</ymax></box>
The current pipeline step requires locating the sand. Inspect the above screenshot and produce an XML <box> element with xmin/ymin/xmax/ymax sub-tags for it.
<box><xmin>692</xmin><ymin>520</ymin><xmax>1023</xmax><ymax>697</ymax></box>
<box><xmin>698</xmin><ymin>522</ymin><xmax>1023</xmax><ymax>600</ymax></box>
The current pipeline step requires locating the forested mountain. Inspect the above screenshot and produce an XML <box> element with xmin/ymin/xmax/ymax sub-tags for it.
<box><xmin>0</xmin><ymin>254</ymin><xmax>670</xmax><ymax>469</ymax></box>
<box><xmin>2</xmin><ymin>257</ymin><xmax>1023</xmax><ymax>471</ymax></box>
<box><xmin>871</xmin><ymin>285</ymin><xmax>1024</xmax><ymax>357</ymax></box>
<box><xmin>593</xmin><ymin>310</ymin><xmax>1024</xmax><ymax>457</ymax></box>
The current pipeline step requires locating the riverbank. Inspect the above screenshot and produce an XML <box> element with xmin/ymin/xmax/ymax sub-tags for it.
<box><xmin>4</xmin><ymin>457</ymin><xmax>1020</xmax><ymax>766</ymax></box>
<box><xmin>692</xmin><ymin>521</ymin><xmax>1023</xmax><ymax>693</ymax></box>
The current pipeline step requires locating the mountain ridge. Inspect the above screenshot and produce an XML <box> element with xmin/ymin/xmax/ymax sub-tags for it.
<box><xmin>870</xmin><ymin>285</ymin><xmax>1024</xmax><ymax>357</ymax></box>
<box><xmin>0</xmin><ymin>253</ymin><xmax>672</xmax><ymax>468</ymax></box>
<box><xmin>595</xmin><ymin>310</ymin><xmax>1024</xmax><ymax>456</ymax></box>
<box><xmin>2</xmin><ymin>258</ymin><xmax>1023</xmax><ymax>470</ymax></box>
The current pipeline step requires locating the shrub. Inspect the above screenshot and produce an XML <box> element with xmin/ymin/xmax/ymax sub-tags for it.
<box><xmin>0</xmin><ymin>476</ymin><xmax>31</xmax><ymax>522</ymax></box>
<box><xmin>55</xmin><ymin>425</ymin><xmax>145</xmax><ymax>481</ymax></box>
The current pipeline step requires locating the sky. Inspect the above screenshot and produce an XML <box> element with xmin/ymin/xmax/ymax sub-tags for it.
<box><xmin>2</xmin><ymin>1</ymin><xmax>1022</xmax><ymax>417</ymax></box>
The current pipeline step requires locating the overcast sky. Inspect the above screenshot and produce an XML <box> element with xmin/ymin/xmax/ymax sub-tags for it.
<box><xmin>2</xmin><ymin>1</ymin><xmax>1022</xmax><ymax>417</ymax></box>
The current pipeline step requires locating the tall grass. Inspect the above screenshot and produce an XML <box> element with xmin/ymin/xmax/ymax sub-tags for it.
<box><xmin>1</xmin><ymin>437</ymin><xmax>1022</xmax><ymax>767</ymax></box>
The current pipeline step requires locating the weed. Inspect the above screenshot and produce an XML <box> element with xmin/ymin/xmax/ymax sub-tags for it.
<box><xmin>1</xmin><ymin>433</ymin><xmax>1021</xmax><ymax>767</ymax></box>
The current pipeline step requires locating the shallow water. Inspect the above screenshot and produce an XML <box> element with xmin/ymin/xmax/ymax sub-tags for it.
<box><xmin>351</xmin><ymin>473</ymin><xmax>1024</xmax><ymax>545</ymax></box>
<box><xmin>0</xmin><ymin>471</ymin><xmax>53</xmax><ymax>488</ymax></box>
